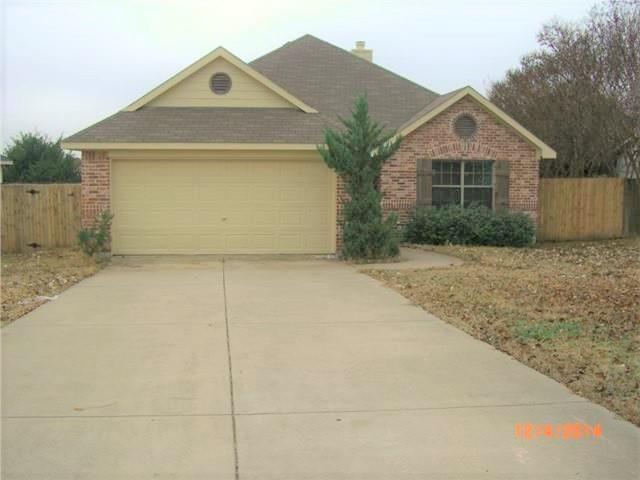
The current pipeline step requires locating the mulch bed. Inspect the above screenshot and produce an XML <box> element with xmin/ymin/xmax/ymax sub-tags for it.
<box><xmin>366</xmin><ymin>239</ymin><xmax>640</xmax><ymax>426</ymax></box>
<box><xmin>1</xmin><ymin>249</ymin><xmax>100</xmax><ymax>327</ymax></box>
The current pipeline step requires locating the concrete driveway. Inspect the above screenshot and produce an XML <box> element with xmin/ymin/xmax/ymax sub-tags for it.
<box><xmin>2</xmin><ymin>256</ymin><xmax>638</xmax><ymax>479</ymax></box>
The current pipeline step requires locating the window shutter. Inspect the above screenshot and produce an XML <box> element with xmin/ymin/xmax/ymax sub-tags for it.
<box><xmin>417</xmin><ymin>159</ymin><xmax>433</xmax><ymax>207</ymax></box>
<box><xmin>494</xmin><ymin>160</ymin><xmax>510</xmax><ymax>210</ymax></box>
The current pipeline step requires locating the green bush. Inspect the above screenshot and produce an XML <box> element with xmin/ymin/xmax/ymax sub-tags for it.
<box><xmin>318</xmin><ymin>95</ymin><xmax>402</xmax><ymax>260</ymax></box>
<box><xmin>78</xmin><ymin>210</ymin><xmax>114</xmax><ymax>256</ymax></box>
<box><xmin>405</xmin><ymin>205</ymin><xmax>535</xmax><ymax>247</ymax></box>
<box><xmin>2</xmin><ymin>132</ymin><xmax>80</xmax><ymax>183</ymax></box>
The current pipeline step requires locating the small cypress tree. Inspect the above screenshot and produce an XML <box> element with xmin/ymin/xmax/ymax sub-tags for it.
<box><xmin>318</xmin><ymin>95</ymin><xmax>402</xmax><ymax>260</ymax></box>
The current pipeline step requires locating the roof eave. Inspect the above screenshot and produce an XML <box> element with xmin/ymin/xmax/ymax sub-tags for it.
<box><xmin>61</xmin><ymin>142</ymin><xmax>320</xmax><ymax>151</ymax></box>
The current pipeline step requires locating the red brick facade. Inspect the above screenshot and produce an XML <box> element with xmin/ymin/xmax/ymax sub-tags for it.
<box><xmin>379</xmin><ymin>97</ymin><xmax>539</xmax><ymax>223</ymax></box>
<box><xmin>80</xmin><ymin>151</ymin><xmax>110</xmax><ymax>228</ymax></box>
<box><xmin>81</xmin><ymin>98</ymin><xmax>539</xmax><ymax>253</ymax></box>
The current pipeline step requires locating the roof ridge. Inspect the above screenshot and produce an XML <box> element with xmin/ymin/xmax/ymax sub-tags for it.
<box><xmin>251</xmin><ymin>34</ymin><xmax>440</xmax><ymax>98</ymax></box>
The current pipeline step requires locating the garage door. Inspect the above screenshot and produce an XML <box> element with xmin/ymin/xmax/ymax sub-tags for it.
<box><xmin>111</xmin><ymin>157</ymin><xmax>335</xmax><ymax>254</ymax></box>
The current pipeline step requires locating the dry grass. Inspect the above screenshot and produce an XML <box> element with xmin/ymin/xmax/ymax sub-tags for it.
<box><xmin>366</xmin><ymin>239</ymin><xmax>640</xmax><ymax>426</ymax></box>
<box><xmin>1</xmin><ymin>249</ymin><xmax>100</xmax><ymax>327</ymax></box>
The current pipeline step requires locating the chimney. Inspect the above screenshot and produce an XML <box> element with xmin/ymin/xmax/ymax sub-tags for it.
<box><xmin>351</xmin><ymin>41</ymin><xmax>373</xmax><ymax>62</ymax></box>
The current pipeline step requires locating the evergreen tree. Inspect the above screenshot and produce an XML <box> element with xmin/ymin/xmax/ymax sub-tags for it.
<box><xmin>2</xmin><ymin>132</ymin><xmax>80</xmax><ymax>183</ymax></box>
<box><xmin>318</xmin><ymin>95</ymin><xmax>402</xmax><ymax>260</ymax></box>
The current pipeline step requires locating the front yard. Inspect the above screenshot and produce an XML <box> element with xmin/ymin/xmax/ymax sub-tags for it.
<box><xmin>367</xmin><ymin>239</ymin><xmax>640</xmax><ymax>426</ymax></box>
<box><xmin>1</xmin><ymin>249</ymin><xmax>100</xmax><ymax>327</ymax></box>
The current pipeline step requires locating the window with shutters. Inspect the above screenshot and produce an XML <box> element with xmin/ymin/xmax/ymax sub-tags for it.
<box><xmin>432</xmin><ymin>160</ymin><xmax>493</xmax><ymax>208</ymax></box>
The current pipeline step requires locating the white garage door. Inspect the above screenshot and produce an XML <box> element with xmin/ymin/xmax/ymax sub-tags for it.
<box><xmin>110</xmin><ymin>156</ymin><xmax>335</xmax><ymax>254</ymax></box>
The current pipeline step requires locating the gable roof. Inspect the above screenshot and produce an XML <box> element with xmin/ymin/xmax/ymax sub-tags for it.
<box><xmin>250</xmin><ymin>35</ymin><xmax>439</xmax><ymax>130</ymax></box>
<box><xmin>62</xmin><ymin>35</ymin><xmax>555</xmax><ymax>156</ymax></box>
<box><xmin>399</xmin><ymin>86</ymin><xmax>557</xmax><ymax>159</ymax></box>
<box><xmin>124</xmin><ymin>47</ymin><xmax>317</xmax><ymax>113</ymax></box>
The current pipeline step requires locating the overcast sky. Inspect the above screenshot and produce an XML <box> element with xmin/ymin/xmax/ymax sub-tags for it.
<box><xmin>1</xmin><ymin>0</ymin><xmax>597</xmax><ymax>146</ymax></box>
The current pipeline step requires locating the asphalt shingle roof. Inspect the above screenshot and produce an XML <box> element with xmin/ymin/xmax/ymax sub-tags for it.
<box><xmin>250</xmin><ymin>35</ymin><xmax>439</xmax><ymax>130</ymax></box>
<box><xmin>64</xmin><ymin>35</ymin><xmax>442</xmax><ymax>145</ymax></box>
<box><xmin>63</xmin><ymin>107</ymin><xmax>330</xmax><ymax>144</ymax></box>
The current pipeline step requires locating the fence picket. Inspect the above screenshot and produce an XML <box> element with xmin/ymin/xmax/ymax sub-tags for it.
<box><xmin>1</xmin><ymin>184</ymin><xmax>81</xmax><ymax>253</ymax></box>
<box><xmin>537</xmin><ymin>178</ymin><xmax>625</xmax><ymax>241</ymax></box>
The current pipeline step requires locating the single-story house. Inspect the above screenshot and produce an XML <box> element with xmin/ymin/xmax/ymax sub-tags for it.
<box><xmin>62</xmin><ymin>35</ymin><xmax>556</xmax><ymax>255</ymax></box>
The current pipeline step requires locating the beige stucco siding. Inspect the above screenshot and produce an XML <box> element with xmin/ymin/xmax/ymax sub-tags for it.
<box><xmin>110</xmin><ymin>152</ymin><xmax>336</xmax><ymax>254</ymax></box>
<box><xmin>147</xmin><ymin>57</ymin><xmax>296</xmax><ymax>108</ymax></box>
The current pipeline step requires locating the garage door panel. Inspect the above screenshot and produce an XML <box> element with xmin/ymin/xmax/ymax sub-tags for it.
<box><xmin>197</xmin><ymin>186</ymin><xmax>226</xmax><ymax>202</ymax></box>
<box><xmin>225</xmin><ymin>185</ymin><xmax>250</xmax><ymax>202</ymax></box>
<box><xmin>249</xmin><ymin>186</ymin><xmax>278</xmax><ymax>202</ymax></box>
<box><xmin>119</xmin><ymin>210</ymin><xmax>166</xmax><ymax>228</ymax></box>
<box><xmin>248</xmin><ymin>234</ymin><xmax>277</xmax><ymax>250</ymax></box>
<box><xmin>168</xmin><ymin>234</ymin><xmax>198</xmax><ymax>251</ymax></box>
<box><xmin>279</xmin><ymin>186</ymin><xmax>306</xmax><ymax>201</ymax></box>
<box><xmin>225</xmin><ymin>162</ymin><xmax>253</xmax><ymax>179</ymax></box>
<box><xmin>279</xmin><ymin>211</ymin><xmax>304</xmax><ymax>226</ymax></box>
<box><xmin>251</xmin><ymin>160</ymin><xmax>278</xmax><ymax>175</ymax></box>
<box><xmin>225</xmin><ymin>234</ymin><xmax>251</xmax><ymax>250</ymax></box>
<box><xmin>167</xmin><ymin>185</ymin><xmax>197</xmax><ymax>203</ymax></box>
<box><xmin>252</xmin><ymin>210</ymin><xmax>279</xmax><ymax>226</ymax></box>
<box><xmin>143</xmin><ymin>234</ymin><xmax>173</xmax><ymax>251</ymax></box>
<box><xmin>117</xmin><ymin>185</ymin><xmax>146</xmax><ymax>201</ymax></box>
<box><xmin>196</xmin><ymin>234</ymin><xmax>225</xmax><ymax>251</ymax></box>
<box><xmin>117</xmin><ymin>232</ymin><xmax>169</xmax><ymax>253</ymax></box>
<box><xmin>305</xmin><ymin>185</ymin><xmax>327</xmax><ymax>203</ymax></box>
<box><xmin>278</xmin><ymin>233</ymin><xmax>304</xmax><ymax>250</ymax></box>
<box><xmin>223</xmin><ymin>210</ymin><xmax>253</xmax><ymax>226</ymax></box>
<box><xmin>111</xmin><ymin>158</ymin><xmax>334</xmax><ymax>254</ymax></box>
<box><xmin>303</xmin><ymin>211</ymin><xmax>329</xmax><ymax>226</ymax></box>
<box><xmin>194</xmin><ymin>208</ymin><xmax>224</xmax><ymax>225</ymax></box>
<box><xmin>305</xmin><ymin>233</ymin><xmax>330</xmax><ymax>251</ymax></box>
<box><xmin>166</xmin><ymin>209</ymin><xmax>196</xmax><ymax>227</ymax></box>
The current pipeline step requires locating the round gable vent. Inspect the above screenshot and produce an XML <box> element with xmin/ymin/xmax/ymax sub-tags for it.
<box><xmin>454</xmin><ymin>114</ymin><xmax>477</xmax><ymax>139</ymax></box>
<box><xmin>210</xmin><ymin>73</ymin><xmax>232</xmax><ymax>95</ymax></box>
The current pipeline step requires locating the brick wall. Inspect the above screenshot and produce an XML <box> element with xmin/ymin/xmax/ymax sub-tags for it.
<box><xmin>380</xmin><ymin>96</ymin><xmax>540</xmax><ymax>222</ymax></box>
<box><xmin>80</xmin><ymin>151</ymin><xmax>110</xmax><ymax>228</ymax></box>
<box><xmin>336</xmin><ymin>176</ymin><xmax>345</xmax><ymax>250</ymax></box>
<box><xmin>334</xmin><ymin>96</ymin><xmax>540</xmax><ymax>250</ymax></box>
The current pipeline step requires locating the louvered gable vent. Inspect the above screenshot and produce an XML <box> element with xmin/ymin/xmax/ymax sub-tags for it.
<box><xmin>210</xmin><ymin>73</ymin><xmax>232</xmax><ymax>95</ymax></box>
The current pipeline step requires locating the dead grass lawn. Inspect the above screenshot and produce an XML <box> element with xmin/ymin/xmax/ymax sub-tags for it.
<box><xmin>366</xmin><ymin>239</ymin><xmax>640</xmax><ymax>426</ymax></box>
<box><xmin>1</xmin><ymin>249</ymin><xmax>100</xmax><ymax>327</ymax></box>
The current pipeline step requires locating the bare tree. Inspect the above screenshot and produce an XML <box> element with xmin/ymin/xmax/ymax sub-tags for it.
<box><xmin>489</xmin><ymin>0</ymin><xmax>639</xmax><ymax>183</ymax></box>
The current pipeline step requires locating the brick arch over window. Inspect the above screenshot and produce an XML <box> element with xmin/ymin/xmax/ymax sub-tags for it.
<box><xmin>423</xmin><ymin>142</ymin><xmax>498</xmax><ymax>160</ymax></box>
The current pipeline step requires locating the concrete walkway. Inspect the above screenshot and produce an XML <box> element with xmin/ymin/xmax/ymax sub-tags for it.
<box><xmin>2</xmin><ymin>256</ymin><xmax>638</xmax><ymax>479</ymax></box>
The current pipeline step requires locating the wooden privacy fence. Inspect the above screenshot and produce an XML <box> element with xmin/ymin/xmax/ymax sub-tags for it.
<box><xmin>1</xmin><ymin>184</ymin><xmax>81</xmax><ymax>253</ymax></box>
<box><xmin>537</xmin><ymin>177</ymin><xmax>637</xmax><ymax>241</ymax></box>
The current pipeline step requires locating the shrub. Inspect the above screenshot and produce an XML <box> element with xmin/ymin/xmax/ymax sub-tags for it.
<box><xmin>78</xmin><ymin>210</ymin><xmax>114</xmax><ymax>256</ymax></box>
<box><xmin>404</xmin><ymin>205</ymin><xmax>535</xmax><ymax>247</ymax></box>
<box><xmin>318</xmin><ymin>95</ymin><xmax>402</xmax><ymax>260</ymax></box>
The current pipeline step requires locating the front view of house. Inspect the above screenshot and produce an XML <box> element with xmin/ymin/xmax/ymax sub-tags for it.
<box><xmin>63</xmin><ymin>35</ymin><xmax>556</xmax><ymax>255</ymax></box>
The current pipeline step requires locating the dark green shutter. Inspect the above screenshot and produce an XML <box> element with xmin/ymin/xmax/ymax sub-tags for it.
<box><xmin>494</xmin><ymin>160</ymin><xmax>510</xmax><ymax>211</ymax></box>
<box><xmin>417</xmin><ymin>159</ymin><xmax>433</xmax><ymax>207</ymax></box>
